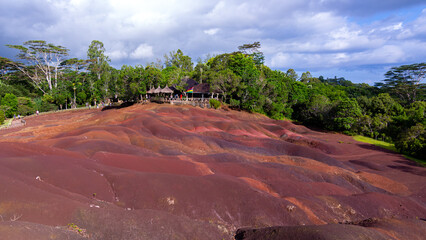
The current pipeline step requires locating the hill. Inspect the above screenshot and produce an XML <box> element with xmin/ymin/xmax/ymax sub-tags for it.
<box><xmin>0</xmin><ymin>104</ymin><xmax>425</xmax><ymax>239</ymax></box>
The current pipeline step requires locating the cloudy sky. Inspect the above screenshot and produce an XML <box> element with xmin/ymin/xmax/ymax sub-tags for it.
<box><xmin>1</xmin><ymin>0</ymin><xmax>425</xmax><ymax>84</ymax></box>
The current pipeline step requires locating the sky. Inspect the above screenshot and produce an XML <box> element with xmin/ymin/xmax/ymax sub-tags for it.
<box><xmin>0</xmin><ymin>0</ymin><xmax>425</xmax><ymax>84</ymax></box>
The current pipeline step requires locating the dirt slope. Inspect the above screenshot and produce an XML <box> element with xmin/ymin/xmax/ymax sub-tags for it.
<box><xmin>0</xmin><ymin>104</ymin><xmax>425</xmax><ymax>239</ymax></box>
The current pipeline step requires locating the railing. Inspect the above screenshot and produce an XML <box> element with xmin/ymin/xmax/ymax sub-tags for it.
<box><xmin>146</xmin><ymin>97</ymin><xmax>216</xmax><ymax>108</ymax></box>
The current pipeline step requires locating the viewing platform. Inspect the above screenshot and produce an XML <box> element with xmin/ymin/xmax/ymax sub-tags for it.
<box><xmin>148</xmin><ymin>97</ymin><xmax>214</xmax><ymax>108</ymax></box>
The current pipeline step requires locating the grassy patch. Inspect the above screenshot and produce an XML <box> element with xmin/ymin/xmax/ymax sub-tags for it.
<box><xmin>0</xmin><ymin>118</ymin><xmax>13</xmax><ymax>129</ymax></box>
<box><xmin>353</xmin><ymin>135</ymin><xmax>425</xmax><ymax>167</ymax></box>
<box><xmin>353</xmin><ymin>135</ymin><xmax>397</xmax><ymax>152</ymax></box>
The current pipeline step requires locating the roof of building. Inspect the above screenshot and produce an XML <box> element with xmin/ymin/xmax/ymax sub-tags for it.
<box><xmin>147</xmin><ymin>87</ymin><xmax>156</xmax><ymax>94</ymax></box>
<box><xmin>161</xmin><ymin>86</ymin><xmax>174</xmax><ymax>94</ymax></box>
<box><xmin>153</xmin><ymin>86</ymin><xmax>162</xmax><ymax>94</ymax></box>
<box><xmin>193</xmin><ymin>83</ymin><xmax>210</xmax><ymax>93</ymax></box>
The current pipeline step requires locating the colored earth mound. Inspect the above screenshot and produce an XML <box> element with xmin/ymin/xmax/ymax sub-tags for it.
<box><xmin>0</xmin><ymin>104</ymin><xmax>425</xmax><ymax>240</ymax></box>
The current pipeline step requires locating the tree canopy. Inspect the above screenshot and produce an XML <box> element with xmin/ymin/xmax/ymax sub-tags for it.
<box><xmin>376</xmin><ymin>63</ymin><xmax>425</xmax><ymax>105</ymax></box>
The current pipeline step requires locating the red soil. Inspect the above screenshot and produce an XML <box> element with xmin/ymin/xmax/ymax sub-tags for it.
<box><xmin>0</xmin><ymin>104</ymin><xmax>425</xmax><ymax>239</ymax></box>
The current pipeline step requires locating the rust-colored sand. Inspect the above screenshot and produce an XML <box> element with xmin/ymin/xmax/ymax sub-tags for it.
<box><xmin>0</xmin><ymin>104</ymin><xmax>424</xmax><ymax>239</ymax></box>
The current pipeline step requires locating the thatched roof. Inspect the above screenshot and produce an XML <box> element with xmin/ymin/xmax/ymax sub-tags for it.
<box><xmin>153</xmin><ymin>86</ymin><xmax>162</xmax><ymax>94</ymax></box>
<box><xmin>147</xmin><ymin>87</ymin><xmax>156</xmax><ymax>94</ymax></box>
<box><xmin>161</xmin><ymin>86</ymin><xmax>174</xmax><ymax>94</ymax></box>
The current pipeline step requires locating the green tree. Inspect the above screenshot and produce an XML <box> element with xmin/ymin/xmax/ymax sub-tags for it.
<box><xmin>210</xmin><ymin>69</ymin><xmax>241</xmax><ymax>103</ymax></box>
<box><xmin>87</xmin><ymin>40</ymin><xmax>111</xmax><ymax>103</ymax></box>
<box><xmin>298</xmin><ymin>94</ymin><xmax>332</xmax><ymax>127</ymax></box>
<box><xmin>17</xmin><ymin>97</ymin><xmax>35</xmax><ymax>116</ymax></box>
<box><xmin>299</xmin><ymin>71</ymin><xmax>313</xmax><ymax>83</ymax></box>
<box><xmin>332</xmin><ymin>98</ymin><xmax>362</xmax><ymax>132</ymax></box>
<box><xmin>192</xmin><ymin>61</ymin><xmax>209</xmax><ymax>83</ymax></box>
<box><xmin>6</xmin><ymin>40</ymin><xmax>69</xmax><ymax>93</ymax></box>
<box><xmin>87</xmin><ymin>40</ymin><xmax>110</xmax><ymax>81</ymax></box>
<box><xmin>237</xmin><ymin>41</ymin><xmax>265</xmax><ymax>66</ymax></box>
<box><xmin>162</xmin><ymin>66</ymin><xmax>183</xmax><ymax>86</ymax></box>
<box><xmin>369</xmin><ymin>93</ymin><xmax>403</xmax><ymax>116</ymax></box>
<box><xmin>1</xmin><ymin>93</ymin><xmax>18</xmax><ymax>117</ymax></box>
<box><xmin>376</xmin><ymin>63</ymin><xmax>425</xmax><ymax>105</ymax></box>
<box><xmin>0</xmin><ymin>57</ymin><xmax>17</xmax><ymax>83</ymax></box>
<box><xmin>143</xmin><ymin>66</ymin><xmax>163</xmax><ymax>90</ymax></box>
<box><xmin>164</xmin><ymin>49</ymin><xmax>193</xmax><ymax>72</ymax></box>
<box><xmin>289</xmin><ymin>81</ymin><xmax>309</xmax><ymax>105</ymax></box>
<box><xmin>394</xmin><ymin>123</ymin><xmax>425</xmax><ymax>159</ymax></box>
<box><xmin>286</xmin><ymin>69</ymin><xmax>298</xmax><ymax>81</ymax></box>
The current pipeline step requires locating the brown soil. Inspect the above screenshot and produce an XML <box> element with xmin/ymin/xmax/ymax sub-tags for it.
<box><xmin>0</xmin><ymin>104</ymin><xmax>425</xmax><ymax>239</ymax></box>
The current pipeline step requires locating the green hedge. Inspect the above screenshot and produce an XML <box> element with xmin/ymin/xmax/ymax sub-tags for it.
<box><xmin>209</xmin><ymin>99</ymin><xmax>221</xmax><ymax>109</ymax></box>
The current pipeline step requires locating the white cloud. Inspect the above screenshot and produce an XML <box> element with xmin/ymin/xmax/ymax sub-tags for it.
<box><xmin>130</xmin><ymin>44</ymin><xmax>154</xmax><ymax>59</ymax></box>
<box><xmin>204</xmin><ymin>28</ymin><xmax>220</xmax><ymax>35</ymax></box>
<box><xmin>0</xmin><ymin>0</ymin><xmax>425</xmax><ymax>83</ymax></box>
<box><xmin>108</xmin><ymin>50</ymin><xmax>128</xmax><ymax>60</ymax></box>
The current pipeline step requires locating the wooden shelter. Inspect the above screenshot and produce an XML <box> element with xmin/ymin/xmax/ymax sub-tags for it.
<box><xmin>153</xmin><ymin>86</ymin><xmax>162</xmax><ymax>94</ymax></box>
<box><xmin>161</xmin><ymin>86</ymin><xmax>174</xmax><ymax>94</ymax></box>
<box><xmin>147</xmin><ymin>87</ymin><xmax>156</xmax><ymax>94</ymax></box>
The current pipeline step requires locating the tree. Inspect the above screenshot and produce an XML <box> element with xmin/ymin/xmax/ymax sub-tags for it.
<box><xmin>0</xmin><ymin>93</ymin><xmax>18</xmax><ymax>117</ymax></box>
<box><xmin>332</xmin><ymin>98</ymin><xmax>362</xmax><ymax>132</ymax></box>
<box><xmin>300</xmin><ymin>94</ymin><xmax>333</xmax><ymax>127</ymax></box>
<box><xmin>192</xmin><ymin>61</ymin><xmax>209</xmax><ymax>83</ymax></box>
<box><xmin>210</xmin><ymin>69</ymin><xmax>241</xmax><ymax>103</ymax></box>
<box><xmin>87</xmin><ymin>40</ymin><xmax>110</xmax><ymax>81</ymax></box>
<box><xmin>376</xmin><ymin>63</ymin><xmax>425</xmax><ymax>105</ymax></box>
<box><xmin>143</xmin><ymin>66</ymin><xmax>163</xmax><ymax>90</ymax></box>
<box><xmin>164</xmin><ymin>49</ymin><xmax>193</xmax><ymax>72</ymax></box>
<box><xmin>286</xmin><ymin>69</ymin><xmax>298</xmax><ymax>81</ymax></box>
<box><xmin>289</xmin><ymin>81</ymin><xmax>309</xmax><ymax>105</ymax></box>
<box><xmin>6</xmin><ymin>40</ymin><xmax>69</xmax><ymax>93</ymax></box>
<box><xmin>87</xmin><ymin>40</ymin><xmax>111</xmax><ymax>104</ymax></box>
<box><xmin>394</xmin><ymin>123</ymin><xmax>425</xmax><ymax>159</ymax></box>
<box><xmin>300</xmin><ymin>71</ymin><xmax>312</xmax><ymax>83</ymax></box>
<box><xmin>238</xmin><ymin>41</ymin><xmax>265</xmax><ymax>65</ymax></box>
<box><xmin>17</xmin><ymin>97</ymin><xmax>35</xmax><ymax>116</ymax></box>
<box><xmin>162</xmin><ymin>66</ymin><xmax>182</xmax><ymax>86</ymax></box>
<box><xmin>0</xmin><ymin>57</ymin><xmax>17</xmax><ymax>82</ymax></box>
<box><xmin>300</xmin><ymin>71</ymin><xmax>319</xmax><ymax>84</ymax></box>
<box><xmin>60</xmin><ymin>58</ymin><xmax>90</xmax><ymax>107</ymax></box>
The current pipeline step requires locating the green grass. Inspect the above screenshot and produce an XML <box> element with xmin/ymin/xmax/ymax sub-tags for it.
<box><xmin>0</xmin><ymin>118</ymin><xmax>13</xmax><ymax>129</ymax></box>
<box><xmin>353</xmin><ymin>135</ymin><xmax>397</xmax><ymax>152</ymax></box>
<box><xmin>353</xmin><ymin>135</ymin><xmax>425</xmax><ymax>167</ymax></box>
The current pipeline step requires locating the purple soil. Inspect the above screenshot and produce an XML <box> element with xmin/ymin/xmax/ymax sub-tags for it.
<box><xmin>0</xmin><ymin>104</ymin><xmax>425</xmax><ymax>239</ymax></box>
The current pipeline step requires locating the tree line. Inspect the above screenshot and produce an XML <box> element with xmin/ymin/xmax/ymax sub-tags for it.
<box><xmin>0</xmin><ymin>40</ymin><xmax>424</xmax><ymax>159</ymax></box>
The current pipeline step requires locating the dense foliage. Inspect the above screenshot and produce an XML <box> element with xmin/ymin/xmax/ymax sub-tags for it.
<box><xmin>209</xmin><ymin>99</ymin><xmax>221</xmax><ymax>109</ymax></box>
<box><xmin>1</xmin><ymin>40</ymin><xmax>424</xmax><ymax>160</ymax></box>
<box><xmin>0</xmin><ymin>109</ymin><xmax>4</xmax><ymax>125</ymax></box>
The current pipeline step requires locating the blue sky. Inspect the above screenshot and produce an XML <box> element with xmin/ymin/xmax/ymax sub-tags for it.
<box><xmin>0</xmin><ymin>0</ymin><xmax>425</xmax><ymax>84</ymax></box>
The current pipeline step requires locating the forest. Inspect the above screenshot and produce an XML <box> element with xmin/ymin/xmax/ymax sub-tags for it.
<box><xmin>0</xmin><ymin>40</ymin><xmax>425</xmax><ymax>160</ymax></box>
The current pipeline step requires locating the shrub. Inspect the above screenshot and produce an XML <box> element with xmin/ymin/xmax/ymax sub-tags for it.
<box><xmin>42</xmin><ymin>94</ymin><xmax>55</xmax><ymax>103</ymax></box>
<box><xmin>0</xmin><ymin>93</ymin><xmax>18</xmax><ymax>118</ymax></box>
<box><xmin>230</xmin><ymin>98</ymin><xmax>240</xmax><ymax>107</ymax></box>
<box><xmin>394</xmin><ymin>123</ymin><xmax>425</xmax><ymax>159</ymax></box>
<box><xmin>34</xmin><ymin>97</ymin><xmax>57</xmax><ymax>113</ymax></box>
<box><xmin>209</xmin><ymin>98</ymin><xmax>221</xmax><ymax>109</ymax></box>
<box><xmin>0</xmin><ymin>109</ymin><xmax>5</xmax><ymax>125</ymax></box>
<box><xmin>17</xmin><ymin>97</ymin><xmax>35</xmax><ymax>116</ymax></box>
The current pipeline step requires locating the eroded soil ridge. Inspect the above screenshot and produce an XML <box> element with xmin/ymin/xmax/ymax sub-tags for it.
<box><xmin>0</xmin><ymin>104</ymin><xmax>425</xmax><ymax>239</ymax></box>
